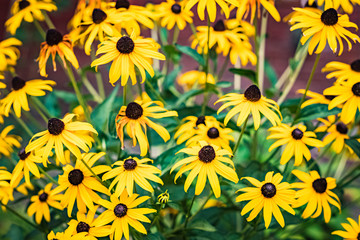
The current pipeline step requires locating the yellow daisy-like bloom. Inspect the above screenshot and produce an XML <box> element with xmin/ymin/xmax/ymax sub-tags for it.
<box><xmin>72</xmin><ymin>105</ymin><xmax>92</xmax><ymax>122</ymax></box>
<box><xmin>91</xmin><ymin>32</ymin><xmax>165</xmax><ymax>86</ymax></box>
<box><xmin>5</xmin><ymin>0</ymin><xmax>57</xmax><ymax>35</ymax></box>
<box><xmin>308</xmin><ymin>0</ymin><xmax>360</xmax><ymax>15</ymax></box>
<box><xmin>115</xmin><ymin>100</ymin><xmax>178</xmax><ymax>156</ymax></box>
<box><xmin>324</xmin><ymin>79</ymin><xmax>360</xmax><ymax>124</ymax></box>
<box><xmin>233</xmin><ymin>0</ymin><xmax>281</xmax><ymax>23</ymax></box>
<box><xmin>322</xmin><ymin>59</ymin><xmax>360</xmax><ymax>84</ymax></box>
<box><xmin>102</xmin><ymin>156</ymin><xmax>163</xmax><ymax>197</ymax></box>
<box><xmin>174</xmin><ymin>115</ymin><xmax>218</xmax><ymax>144</ymax></box>
<box><xmin>37</xmin><ymin>29</ymin><xmax>79</xmax><ymax>77</ymax></box>
<box><xmin>292</xmin><ymin>170</ymin><xmax>340</xmax><ymax>223</ymax></box>
<box><xmin>47</xmin><ymin>231</ymin><xmax>72</xmax><ymax>240</ymax></box>
<box><xmin>229</xmin><ymin>40</ymin><xmax>257</xmax><ymax>66</ymax></box>
<box><xmin>267</xmin><ymin>123</ymin><xmax>324</xmax><ymax>166</ymax></box>
<box><xmin>68</xmin><ymin>0</ymin><xmax>101</xmax><ymax>31</ymax></box>
<box><xmin>16</xmin><ymin>181</ymin><xmax>34</xmax><ymax>196</ymax></box>
<box><xmin>236</xmin><ymin>171</ymin><xmax>296</xmax><ymax>228</ymax></box>
<box><xmin>25</xmin><ymin>114</ymin><xmax>97</xmax><ymax>165</ymax></box>
<box><xmin>156</xmin><ymin>0</ymin><xmax>194</xmax><ymax>30</ymax></box>
<box><xmin>332</xmin><ymin>215</ymin><xmax>360</xmax><ymax>239</ymax></box>
<box><xmin>215</xmin><ymin>85</ymin><xmax>282</xmax><ymax>130</ymax></box>
<box><xmin>225</xmin><ymin>18</ymin><xmax>255</xmax><ymax>37</ymax></box>
<box><xmin>184</xmin><ymin>0</ymin><xmax>239</xmax><ymax>22</ymax></box>
<box><xmin>54</xmin><ymin>152</ymin><xmax>110</xmax><ymax>217</ymax></box>
<box><xmin>283</xmin><ymin>2</ymin><xmax>321</xmax><ymax>24</ymax></box>
<box><xmin>297</xmin><ymin>89</ymin><xmax>335</xmax><ymax>108</ymax></box>
<box><xmin>0</xmin><ymin>38</ymin><xmax>22</xmax><ymax>73</ymax></box>
<box><xmin>0</xmin><ymin>168</ymin><xmax>14</xmax><ymax>209</ymax></box>
<box><xmin>186</xmin><ymin>121</ymin><xmax>234</xmax><ymax>153</ymax></box>
<box><xmin>289</xmin><ymin>7</ymin><xmax>360</xmax><ymax>55</ymax></box>
<box><xmin>95</xmin><ymin>191</ymin><xmax>156</xmax><ymax>240</ymax></box>
<box><xmin>177</xmin><ymin>70</ymin><xmax>216</xmax><ymax>91</ymax></box>
<box><xmin>27</xmin><ymin>183</ymin><xmax>63</xmax><ymax>224</ymax></box>
<box><xmin>0</xmin><ymin>125</ymin><xmax>22</xmax><ymax>157</ymax></box>
<box><xmin>1</xmin><ymin>77</ymin><xmax>55</xmax><ymax>118</ymax></box>
<box><xmin>66</xmin><ymin>206</ymin><xmax>111</xmax><ymax>240</ymax></box>
<box><xmin>157</xmin><ymin>190</ymin><xmax>170</xmax><ymax>204</ymax></box>
<box><xmin>171</xmin><ymin>141</ymin><xmax>239</xmax><ymax>198</ymax></box>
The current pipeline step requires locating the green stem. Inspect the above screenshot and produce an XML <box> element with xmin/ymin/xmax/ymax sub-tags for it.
<box><xmin>30</xmin><ymin>98</ymin><xmax>48</xmax><ymax>123</ymax></box>
<box><xmin>11</xmin><ymin>112</ymin><xmax>33</xmax><ymax>137</ymax></box>
<box><xmin>188</xmin><ymin>192</ymin><xmax>212</xmax><ymax>222</ymax></box>
<box><xmin>145</xmin><ymin>80</ymin><xmax>166</xmax><ymax>104</ymax></box>
<box><xmin>43</xmin><ymin>12</ymin><xmax>55</xmax><ymax>29</ymax></box>
<box><xmin>79</xmin><ymin>71</ymin><xmax>103</xmax><ymax>103</ymax></box>
<box><xmin>91</xmin><ymin>49</ymin><xmax>105</xmax><ymax>100</ymax></box>
<box><xmin>184</xmin><ymin>195</ymin><xmax>196</xmax><ymax>229</ymax></box>
<box><xmin>201</xmin><ymin>17</ymin><xmax>211</xmax><ymax>116</ymax></box>
<box><xmin>39</xmin><ymin>167</ymin><xmax>58</xmax><ymax>185</ymax></box>
<box><xmin>338</xmin><ymin>163</ymin><xmax>360</xmax><ymax>187</ymax></box>
<box><xmin>31</xmin><ymin>97</ymin><xmax>53</xmax><ymax>118</ymax></box>
<box><xmin>123</xmin><ymin>84</ymin><xmax>127</xmax><ymax>106</ymax></box>
<box><xmin>217</xmin><ymin>54</ymin><xmax>230</xmax><ymax>82</ymax></box>
<box><xmin>33</xmin><ymin>20</ymin><xmax>45</xmax><ymax>38</ymax></box>
<box><xmin>79</xmin><ymin>158</ymin><xmax>108</xmax><ymax>188</ymax></box>
<box><xmin>172</xmin><ymin>25</ymin><xmax>180</xmax><ymax>45</ymax></box>
<box><xmin>232</xmin><ymin>116</ymin><xmax>249</xmax><ymax>156</ymax></box>
<box><xmin>325</xmin><ymin>153</ymin><xmax>338</xmax><ymax>177</ymax></box>
<box><xmin>258</xmin><ymin>11</ymin><xmax>268</xmax><ymax>92</ymax></box>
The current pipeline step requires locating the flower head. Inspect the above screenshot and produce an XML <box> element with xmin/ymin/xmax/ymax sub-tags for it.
<box><xmin>177</xmin><ymin>71</ymin><xmax>216</xmax><ymax>91</ymax></box>
<box><xmin>233</xmin><ymin>0</ymin><xmax>281</xmax><ymax>23</ymax></box>
<box><xmin>332</xmin><ymin>215</ymin><xmax>360</xmax><ymax>239</ymax></box>
<box><xmin>297</xmin><ymin>89</ymin><xmax>336</xmax><ymax>108</ymax></box>
<box><xmin>157</xmin><ymin>190</ymin><xmax>170</xmax><ymax>204</ymax></box>
<box><xmin>322</xmin><ymin>59</ymin><xmax>360</xmax><ymax>84</ymax></box>
<box><xmin>155</xmin><ymin>0</ymin><xmax>193</xmax><ymax>30</ymax></box>
<box><xmin>0</xmin><ymin>125</ymin><xmax>22</xmax><ymax>157</ymax></box>
<box><xmin>307</xmin><ymin>0</ymin><xmax>360</xmax><ymax>14</ymax></box>
<box><xmin>0</xmin><ymin>38</ymin><xmax>22</xmax><ymax>73</ymax></box>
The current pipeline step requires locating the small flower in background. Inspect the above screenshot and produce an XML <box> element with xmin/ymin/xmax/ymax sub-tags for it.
<box><xmin>55</xmin><ymin>149</ymin><xmax>71</xmax><ymax>166</ymax></box>
<box><xmin>135</xmin><ymin>92</ymin><xmax>163</xmax><ymax>107</ymax></box>
<box><xmin>171</xmin><ymin>141</ymin><xmax>239</xmax><ymax>198</ymax></box>
<box><xmin>0</xmin><ymin>77</ymin><xmax>55</xmax><ymax>117</ymax></box>
<box><xmin>322</xmin><ymin>59</ymin><xmax>360</xmax><ymax>84</ymax></box>
<box><xmin>115</xmin><ymin>100</ymin><xmax>177</xmax><ymax>156</ymax></box>
<box><xmin>47</xmin><ymin>230</ymin><xmax>72</xmax><ymax>240</ymax></box>
<box><xmin>95</xmin><ymin>191</ymin><xmax>156</xmax><ymax>240</ymax></box>
<box><xmin>27</xmin><ymin>183</ymin><xmax>63</xmax><ymax>224</ymax></box>
<box><xmin>5</xmin><ymin>0</ymin><xmax>57</xmax><ymax>35</ymax></box>
<box><xmin>177</xmin><ymin>71</ymin><xmax>216</xmax><ymax>91</ymax></box>
<box><xmin>102</xmin><ymin>156</ymin><xmax>163</xmax><ymax>197</ymax></box>
<box><xmin>229</xmin><ymin>40</ymin><xmax>257</xmax><ymax>67</ymax></box>
<box><xmin>72</xmin><ymin>105</ymin><xmax>92</xmax><ymax>122</ymax></box>
<box><xmin>91</xmin><ymin>32</ymin><xmax>165</xmax><ymax>86</ymax></box>
<box><xmin>292</xmin><ymin>170</ymin><xmax>341</xmax><ymax>223</ymax></box>
<box><xmin>225</xmin><ymin>18</ymin><xmax>255</xmax><ymax>37</ymax></box>
<box><xmin>267</xmin><ymin>123</ymin><xmax>324</xmax><ymax>166</ymax></box>
<box><xmin>233</xmin><ymin>0</ymin><xmax>281</xmax><ymax>23</ymax></box>
<box><xmin>157</xmin><ymin>190</ymin><xmax>170</xmax><ymax>204</ymax></box>
<box><xmin>308</xmin><ymin>0</ymin><xmax>360</xmax><ymax>14</ymax></box>
<box><xmin>37</xmin><ymin>29</ymin><xmax>79</xmax><ymax>77</ymax></box>
<box><xmin>0</xmin><ymin>38</ymin><xmax>22</xmax><ymax>74</ymax></box>
<box><xmin>289</xmin><ymin>7</ymin><xmax>360</xmax><ymax>55</ymax></box>
<box><xmin>216</xmin><ymin>85</ymin><xmax>282</xmax><ymax>130</ymax></box>
<box><xmin>332</xmin><ymin>215</ymin><xmax>360</xmax><ymax>239</ymax></box>
<box><xmin>203</xmin><ymin>199</ymin><xmax>226</xmax><ymax>208</ymax></box>
<box><xmin>297</xmin><ymin>89</ymin><xmax>336</xmax><ymax>108</ymax></box>
<box><xmin>16</xmin><ymin>181</ymin><xmax>34</xmax><ymax>196</ymax></box>
<box><xmin>68</xmin><ymin>0</ymin><xmax>101</xmax><ymax>31</ymax></box>
<box><xmin>0</xmin><ymin>125</ymin><xmax>22</xmax><ymax>158</ymax></box>
<box><xmin>236</xmin><ymin>171</ymin><xmax>296</xmax><ymax>228</ymax></box>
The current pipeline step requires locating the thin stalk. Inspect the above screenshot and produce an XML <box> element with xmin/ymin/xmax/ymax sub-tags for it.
<box><xmin>338</xmin><ymin>163</ymin><xmax>360</xmax><ymax>187</ymax></box>
<box><xmin>201</xmin><ymin>17</ymin><xmax>211</xmax><ymax>116</ymax></box>
<box><xmin>339</xmin><ymin>170</ymin><xmax>360</xmax><ymax>188</ymax></box>
<box><xmin>39</xmin><ymin>167</ymin><xmax>58</xmax><ymax>185</ymax></box>
<box><xmin>145</xmin><ymin>80</ymin><xmax>166</xmax><ymax>104</ymax></box>
<box><xmin>172</xmin><ymin>25</ymin><xmax>180</xmax><ymax>45</ymax></box>
<box><xmin>31</xmin><ymin>97</ymin><xmax>53</xmax><ymax>118</ymax></box>
<box><xmin>30</xmin><ymin>98</ymin><xmax>48</xmax><ymax>123</ymax></box>
<box><xmin>217</xmin><ymin>54</ymin><xmax>230</xmax><ymax>82</ymax></box>
<box><xmin>11</xmin><ymin>112</ymin><xmax>33</xmax><ymax>137</ymax></box>
<box><xmin>232</xmin><ymin>116</ymin><xmax>249</xmax><ymax>156</ymax></box>
<box><xmin>334</xmin><ymin>152</ymin><xmax>348</xmax><ymax>179</ymax></box>
<box><xmin>90</xmin><ymin>49</ymin><xmax>105</xmax><ymax>100</ymax></box>
<box><xmin>184</xmin><ymin>195</ymin><xmax>196</xmax><ymax>229</ymax></box>
<box><xmin>258</xmin><ymin>11</ymin><xmax>268</xmax><ymax>92</ymax></box>
<box><xmin>234</xmin><ymin>59</ymin><xmax>242</xmax><ymax>91</ymax></box>
<box><xmin>79</xmin><ymin>71</ymin><xmax>102</xmax><ymax>103</ymax></box>
<box><xmin>189</xmin><ymin>22</ymin><xmax>199</xmax><ymax>43</ymax></box>
<box><xmin>79</xmin><ymin>158</ymin><xmax>107</xmax><ymax>187</ymax></box>
<box><xmin>188</xmin><ymin>192</ymin><xmax>212</xmax><ymax>222</ymax></box>
<box><xmin>146</xmin><ymin>203</ymin><xmax>164</xmax><ymax>232</ymax></box>
<box><xmin>33</xmin><ymin>20</ymin><xmax>45</xmax><ymax>38</ymax></box>
<box><xmin>43</xmin><ymin>12</ymin><xmax>55</xmax><ymax>29</ymax></box>
<box><xmin>137</xmin><ymin>81</ymin><xmax>143</xmax><ymax>96</ymax></box>
<box><xmin>325</xmin><ymin>153</ymin><xmax>338</xmax><ymax>177</ymax></box>
<box><xmin>123</xmin><ymin>84</ymin><xmax>127</xmax><ymax>106</ymax></box>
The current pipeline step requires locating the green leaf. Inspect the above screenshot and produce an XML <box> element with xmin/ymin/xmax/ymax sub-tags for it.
<box><xmin>264</xmin><ymin>60</ymin><xmax>278</xmax><ymax>87</ymax></box>
<box><xmin>189</xmin><ymin>219</ymin><xmax>217</xmax><ymax>232</ymax></box>
<box><xmin>175</xmin><ymin>44</ymin><xmax>205</xmax><ymax>66</ymax></box>
<box><xmin>175</xmin><ymin>86</ymin><xmax>218</xmax><ymax>107</ymax></box>
<box><xmin>162</xmin><ymin>45</ymin><xmax>182</xmax><ymax>64</ymax></box>
<box><xmin>345</xmin><ymin>139</ymin><xmax>360</xmax><ymax>158</ymax></box>
<box><xmin>164</xmin><ymin>67</ymin><xmax>182</xmax><ymax>91</ymax></box>
<box><xmin>53</xmin><ymin>90</ymin><xmax>78</xmax><ymax>104</ymax></box>
<box><xmin>160</xmin><ymin>27</ymin><xmax>168</xmax><ymax>45</ymax></box>
<box><xmin>229</xmin><ymin>68</ymin><xmax>257</xmax><ymax>84</ymax></box>
<box><xmin>216</xmin><ymin>81</ymin><xmax>232</xmax><ymax>88</ymax></box>
<box><xmin>295</xmin><ymin>104</ymin><xmax>341</xmax><ymax>123</ymax></box>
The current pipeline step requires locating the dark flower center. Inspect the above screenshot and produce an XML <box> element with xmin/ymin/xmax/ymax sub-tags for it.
<box><xmin>244</xmin><ymin>85</ymin><xmax>261</xmax><ymax>102</ymax></box>
<box><xmin>125</xmin><ymin>102</ymin><xmax>143</xmax><ymax>119</ymax></box>
<box><xmin>357</xmin><ymin>233</ymin><xmax>360</xmax><ymax>240</ymax></box>
<box><xmin>291</xmin><ymin>128</ymin><xmax>304</xmax><ymax>140</ymax></box>
<box><xmin>39</xmin><ymin>193</ymin><xmax>48</xmax><ymax>202</ymax></box>
<box><xmin>198</xmin><ymin>145</ymin><xmax>216</xmax><ymax>163</ymax></box>
<box><xmin>305</xmin><ymin>1</ymin><xmax>317</xmax><ymax>8</ymax></box>
<box><xmin>46</xmin><ymin>29</ymin><xmax>63</xmax><ymax>46</ymax></box>
<box><xmin>19</xmin><ymin>0</ymin><xmax>30</xmax><ymax>10</ymax></box>
<box><xmin>171</xmin><ymin>3</ymin><xmax>181</xmax><ymax>14</ymax></box>
<box><xmin>114</xmin><ymin>203</ymin><xmax>128</xmax><ymax>218</ymax></box>
<box><xmin>213</xmin><ymin>20</ymin><xmax>226</xmax><ymax>31</ymax></box>
<box><xmin>261</xmin><ymin>183</ymin><xmax>276</xmax><ymax>198</ymax></box>
<box><xmin>312</xmin><ymin>178</ymin><xmax>327</xmax><ymax>193</ymax></box>
<box><xmin>336</xmin><ymin>122</ymin><xmax>348</xmax><ymax>134</ymax></box>
<box><xmin>351</xmin><ymin>60</ymin><xmax>360</xmax><ymax>72</ymax></box>
<box><xmin>115</xmin><ymin>0</ymin><xmax>130</xmax><ymax>9</ymax></box>
<box><xmin>18</xmin><ymin>148</ymin><xmax>30</xmax><ymax>160</ymax></box>
<box><xmin>123</xmin><ymin>159</ymin><xmax>137</xmax><ymax>170</ymax></box>
<box><xmin>324</xmin><ymin>95</ymin><xmax>336</xmax><ymax>100</ymax></box>
<box><xmin>12</xmin><ymin>77</ymin><xmax>26</xmax><ymax>90</ymax></box>
<box><xmin>352</xmin><ymin>82</ymin><xmax>360</xmax><ymax>96</ymax></box>
<box><xmin>321</xmin><ymin>8</ymin><xmax>338</xmax><ymax>26</ymax></box>
<box><xmin>76</xmin><ymin>221</ymin><xmax>90</xmax><ymax>233</ymax></box>
<box><xmin>68</xmin><ymin>169</ymin><xmax>84</xmax><ymax>185</ymax></box>
<box><xmin>207</xmin><ymin>127</ymin><xmax>219</xmax><ymax>139</ymax></box>
<box><xmin>196</xmin><ymin>116</ymin><xmax>206</xmax><ymax>126</ymax></box>
<box><xmin>48</xmin><ymin>118</ymin><xmax>65</xmax><ymax>135</ymax></box>
<box><xmin>92</xmin><ymin>8</ymin><xmax>107</xmax><ymax>24</ymax></box>
<box><xmin>116</xmin><ymin>36</ymin><xmax>135</xmax><ymax>54</ymax></box>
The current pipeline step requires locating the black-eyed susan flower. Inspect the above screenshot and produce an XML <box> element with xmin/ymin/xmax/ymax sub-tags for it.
<box><xmin>292</xmin><ymin>170</ymin><xmax>340</xmax><ymax>223</ymax></box>
<box><xmin>177</xmin><ymin>71</ymin><xmax>216</xmax><ymax>91</ymax></box>
<box><xmin>54</xmin><ymin>152</ymin><xmax>110</xmax><ymax>217</ymax></box>
<box><xmin>308</xmin><ymin>0</ymin><xmax>360</xmax><ymax>15</ymax></box>
<box><xmin>324</xmin><ymin>79</ymin><xmax>360</xmax><ymax>124</ymax></box>
<box><xmin>27</xmin><ymin>183</ymin><xmax>63</xmax><ymax>224</ymax></box>
<box><xmin>72</xmin><ymin>105</ymin><xmax>92</xmax><ymax>122</ymax></box>
<box><xmin>290</xmin><ymin>7</ymin><xmax>360</xmax><ymax>55</ymax></box>
<box><xmin>297</xmin><ymin>89</ymin><xmax>335</xmax><ymax>108</ymax></box>
<box><xmin>37</xmin><ymin>29</ymin><xmax>79</xmax><ymax>77</ymax></box>
<box><xmin>267</xmin><ymin>123</ymin><xmax>324</xmax><ymax>166</ymax></box>
<box><xmin>95</xmin><ymin>191</ymin><xmax>156</xmax><ymax>240</ymax></box>
<box><xmin>26</xmin><ymin>114</ymin><xmax>97</xmax><ymax>165</ymax></box>
<box><xmin>171</xmin><ymin>141</ymin><xmax>239</xmax><ymax>198</ymax></box>
<box><xmin>233</xmin><ymin>0</ymin><xmax>281</xmax><ymax>23</ymax></box>
<box><xmin>0</xmin><ymin>38</ymin><xmax>22</xmax><ymax>73</ymax></box>
<box><xmin>225</xmin><ymin>18</ymin><xmax>255</xmax><ymax>37</ymax></box>
<box><xmin>102</xmin><ymin>156</ymin><xmax>163</xmax><ymax>197</ymax></box>
<box><xmin>156</xmin><ymin>0</ymin><xmax>194</xmax><ymax>31</ymax></box>
<box><xmin>66</xmin><ymin>206</ymin><xmax>111</xmax><ymax>240</ymax></box>
<box><xmin>332</xmin><ymin>215</ymin><xmax>360</xmax><ymax>239</ymax></box>
<box><xmin>322</xmin><ymin>59</ymin><xmax>360</xmax><ymax>84</ymax></box>
<box><xmin>157</xmin><ymin>190</ymin><xmax>169</xmax><ymax>204</ymax></box>
<box><xmin>0</xmin><ymin>125</ymin><xmax>21</xmax><ymax>157</ymax></box>
<box><xmin>283</xmin><ymin>1</ymin><xmax>321</xmax><ymax>24</ymax></box>
<box><xmin>216</xmin><ymin>85</ymin><xmax>282</xmax><ymax>130</ymax></box>
<box><xmin>5</xmin><ymin>0</ymin><xmax>57</xmax><ymax>35</ymax></box>
<box><xmin>229</xmin><ymin>40</ymin><xmax>257</xmax><ymax>66</ymax></box>
<box><xmin>115</xmin><ymin>100</ymin><xmax>178</xmax><ymax>156</ymax></box>
<box><xmin>236</xmin><ymin>171</ymin><xmax>296</xmax><ymax>228</ymax></box>
<box><xmin>1</xmin><ymin>77</ymin><xmax>55</xmax><ymax>118</ymax></box>
<box><xmin>91</xmin><ymin>32</ymin><xmax>165</xmax><ymax>86</ymax></box>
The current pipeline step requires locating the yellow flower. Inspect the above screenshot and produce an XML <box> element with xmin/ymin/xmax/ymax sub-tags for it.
<box><xmin>292</xmin><ymin>170</ymin><xmax>340</xmax><ymax>223</ymax></box>
<box><xmin>289</xmin><ymin>7</ymin><xmax>360</xmax><ymax>55</ymax></box>
<box><xmin>135</xmin><ymin>92</ymin><xmax>163</xmax><ymax>107</ymax></box>
<box><xmin>322</xmin><ymin>59</ymin><xmax>360</xmax><ymax>84</ymax></box>
<box><xmin>267</xmin><ymin>123</ymin><xmax>324</xmax><ymax>166</ymax></box>
<box><xmin>156</xmin><ymin>0</ymin><xmax>194</xmax><ymax>30</ymax></box>
<box><xmin>72</xmin><ymin>105</ymin><xmax>92</xmax><ymax>122</ymax></box>
<box><xmin>225</xmin><ymin>18</ymin><xmax>255</xmax><ymax>37</ymax></box>
<box><xmin>0</xmin><ymin>168</ymin><xmax>14</xmax><ymax>208</ymax></box>
<box><xmin>1</xmin><ymin>77</ymin><xmax>55</xmax><ymax>117</ymax></box>
<box><xmin>236</xmin><ymin>171</ymin><xmax>296</xmax><ymax>228</ymax></box>
<box><xmin>177</xmin><ymin>70</ymin><xmax>216</xmax><ymax>91</ymax></box>
<box><xmin>37</xmin><ymin>29</ymin><xmax>79</xmax><ymax>77</ymax></box>
<box><xmin>115</xmin><ymin>100</ymin><xmax>178</xmax><ymax>156</ymax></box>
<box><xmin>283</xmin><ymin>2</ymin><xmax>321</xmax><ymax>24</ymax></box>
<box><xmin>16</xmin><ymin>181</ymin><xmax>34</xmax><ymax>196</ymax></box>
<box><xmin>25</xmin><ymin>114</ymin><xmax>97</xmax><ymax>165</ymax></box>
<box><xmin>157</xmin><ymin>190</ymin><xmax>170</xmax><ymax>204</ymax></box>
<box><xmin>0</xmin><ymin>125</ymin><xmax>22</xmax><ymax>157</ymax></box>
<box><xmin>5</xmin><ymin>0</ymin><xmax>57</xmax><ymax>35</ymax></box>
<box><xmin>332</xmin><ymin>215</ymin><xmax>360</xmax><ymax>239</ymax></box>
<box><xmin>215</xmin><ymin>85</ymin><xmax>282</xmax><ymax>130</ymax></box>
<box><xmin>91</xmin><ymin>32</ymin><xmax>165</xmax><ymax>86</ymax></box>
<box><xmin>308</xmin><ymin>0</ymin><xmax>360</xmax><ymax>14</ymax></box>
<box><xmin>233</xmin><ymin>0</ymin><xmax>281</xmax><ymax>23</ymax></box>
<box><xmin>229</xmin><ymin>40</ymin><xmax>257</xmax><ymax>66</ymax></box>
<box><xmin>203</xmin><ymin>199</ymin><xmax>226</xmax><ymax>208</ymax></box>
<box><xmin>27</xmin><ymin>183</ymin><xmax>63</xmax><ymax>224</ymax></box>
<box><xmin>47</xmin><ymin>231</ymin><xmax>72</xmax><ymax>240</ymax></box>
<box><xmin>102</xmin><ymin>156</ymin><xmax>163</xmax><ymax>197</ymax></box>
<box><xmin>171</xmin><ymin>141</ymin><xmax>239</xmax><ymax>198</ymax></box>
<box><xmin>95</xmin><ymin>191</ymin><xmax>156</xmax><ymax>240</ymax></box>
<box><xmin>297</xmin><ymin>89</ymin><xmax>335</xmax><ymax>108</ymax></box>
<box><xmin>0</xmin><ymin>38</ymin><xmax>22</xmax><ymax>72</ymax></box>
